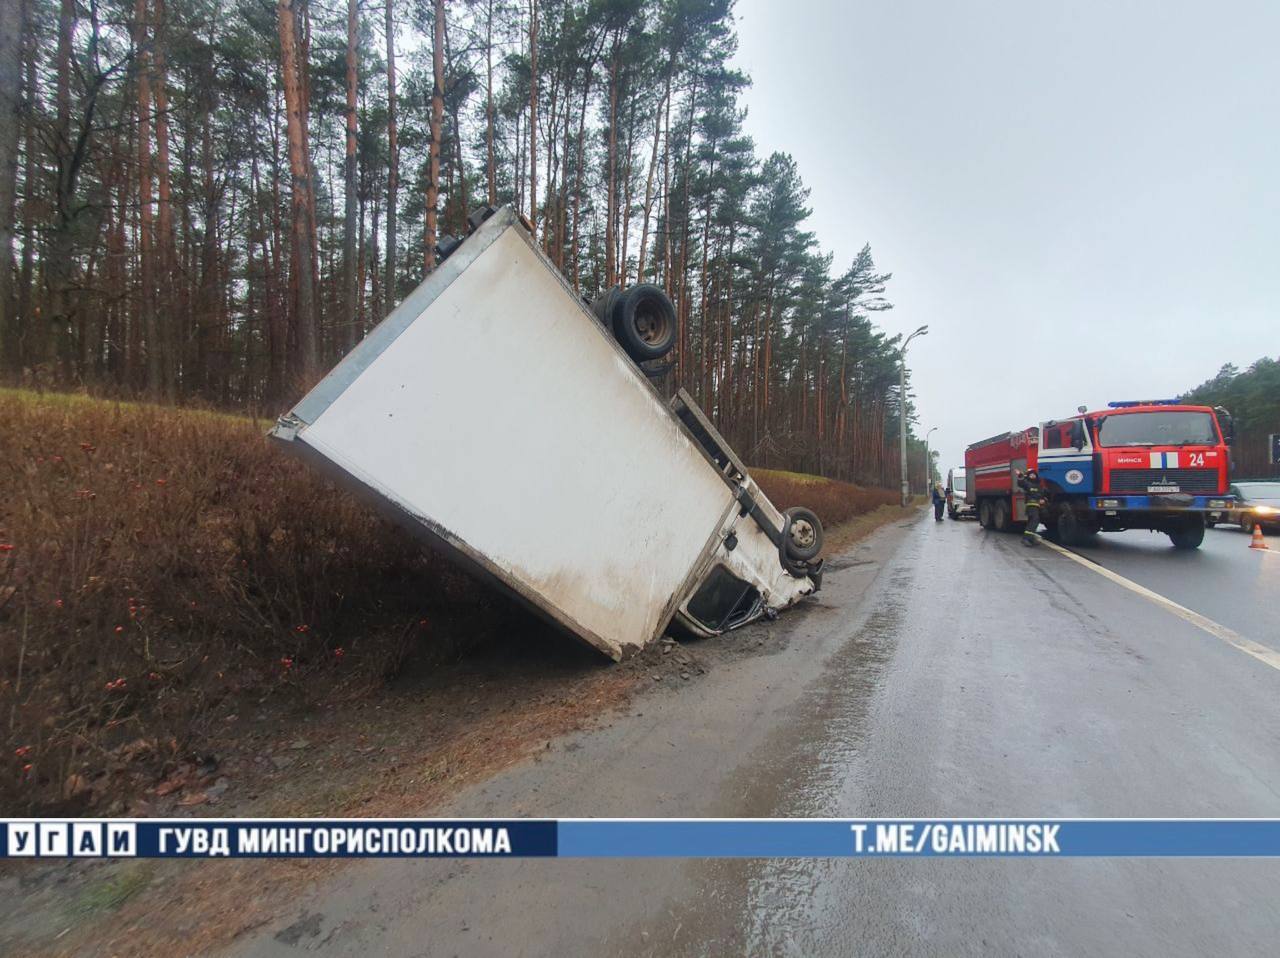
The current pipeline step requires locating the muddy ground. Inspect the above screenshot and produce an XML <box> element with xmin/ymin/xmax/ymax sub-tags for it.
<box><xmin>0</xmin><ymin>504</ymin><xmax>913</xmax><ymax>958</ymax></box>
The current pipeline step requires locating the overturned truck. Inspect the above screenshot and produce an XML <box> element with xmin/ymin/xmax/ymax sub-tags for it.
<box><xmin>270</xmin><ymin>206</ymin><xmax>824</xmax><ymax>660</ymax></box>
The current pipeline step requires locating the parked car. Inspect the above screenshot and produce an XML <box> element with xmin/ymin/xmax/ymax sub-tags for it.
<box><xmin>1208</xmin><ymin>481</ymin><xmax>1280</xmax><ymax>532</ymax></box>
<box><xmin>946</xmin><ymin>466</ymin><xmax>975</xmax><ymax>519</ymax></box>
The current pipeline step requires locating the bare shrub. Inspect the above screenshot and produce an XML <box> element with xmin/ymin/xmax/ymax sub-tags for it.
<box><xmin>0</xmin><ymin>392</ymin><xmax>900</xmax><ymax>812</ymax></box>
<box><xmin>0</xmin><ymin>389</ymin><xmax>511</xmax><ymax>811</ymax></box>
<box><xmin>753</xmin><ymin>468</ymin><xmax>898</xmax><ymax>526</ymax></box>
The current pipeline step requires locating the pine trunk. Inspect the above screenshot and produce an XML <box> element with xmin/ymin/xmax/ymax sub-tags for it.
<box><xmin>485</xmin><ymin>0</ymin><xmax>495</xmax><ymax>206</ymax></box>
<box><xmin>342</xmin><ymin>0</ymin><xmax>358</xmax><ymax>347</ymax></box>
<box><xmin>153</xmin><ymin>0</ymin><xmax>175</xmax><ymax>397</ymax></box>
<box><xmin>277</xmin><ymin>0</ymin><xmax>317</xmax><ymax>381</ymax></box>
<box><xmin>384</xmin><ymin>0</ymin><xmax>398</xmax><ymax>313</ymax></box>
<box><xmin>604</xmin><ymin>42</ymin><xmax>618</xmax><ymax>287</ymax></box>
<box><xmin>424</xmin><ymin>0</ymin><xmax>444</xmax><ymax>273</ymax></box>
<box><xmin>636</xmin><ymin>67</ymin><xmax>671</xmax><ymax>285</ymax></box>
<box><xmin>0</xmin><ymin>0</ymin><xmax>20</xmax><ymax>372</ymax></box>
<box><xmin>16</xmin><ymin>19</ymin><xmax>36</xmax><ymax>370</ymax></box>
<box><xmin>527</xmin><ymin>0</ymin><xmax>538</xmax><ymax>239</ymax></box>
<box><xmin>134</xmin><ymin>0</ymin><xmax>159</xmax><ymax>396</ymax></box>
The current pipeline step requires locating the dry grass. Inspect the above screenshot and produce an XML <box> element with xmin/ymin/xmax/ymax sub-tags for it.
<box><xmin>753</xmin><ymin>467</ymin><xmax>899</xmax><ymax>526</ymax></box>
<box><xmin>0</xmin><ymin>388</ymin><xmax>524</xmax><ymax>813</ymax></box>
<box><xmin>0</xmin><ymin>391</ymin><xmax>908</xmax><ymax>956</ymax></box>
<box><xmin>0</xmin><ymin>390</ymin><xmax>900</xmax><ymax>814</ymax></box>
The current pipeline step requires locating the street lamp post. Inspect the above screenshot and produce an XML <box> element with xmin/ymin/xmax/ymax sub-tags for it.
<box><xmin>898</xmin><ymin>325</ymin><xmax>929</xmax><ymax>507</ymax></box>
<box><xmin>925</xmin><ymin>426</ymin><xmax>938</xmax><ymax>490</ymax></box>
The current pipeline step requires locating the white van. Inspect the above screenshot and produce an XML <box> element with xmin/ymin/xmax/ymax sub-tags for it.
<box><xmin>946</xmin><ymin>466</ymin><xmax>975</xmax><ymax>520</ymax></box>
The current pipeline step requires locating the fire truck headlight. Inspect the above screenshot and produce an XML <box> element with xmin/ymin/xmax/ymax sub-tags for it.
<box><xmin>1099</xmin><ymin>498</ymin><xmax>1121</xmax><ymax>509</ymax></box>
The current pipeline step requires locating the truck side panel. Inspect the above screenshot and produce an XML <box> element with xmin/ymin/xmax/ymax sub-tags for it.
<box><xmin>965</xmin><ymin>428</ymin><xmax>1040</xmax><ymax>523</ymax></box>
<box><xmin>278</xmin><ymin>210</ymin><xmax>738</xmax><ymax>660</ymax></box>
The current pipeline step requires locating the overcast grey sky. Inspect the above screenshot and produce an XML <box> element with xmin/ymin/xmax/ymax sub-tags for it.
<box><xmin>731</xmin><ymin>0</ymin><xmax>1279</xmax><ymax>474</ymax></box>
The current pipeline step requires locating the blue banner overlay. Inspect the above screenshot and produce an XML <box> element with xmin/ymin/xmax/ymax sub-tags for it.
<box><xmin>2</xmin><ymin>820</ymin><xmax>556</xmax><ymax>859</ymax></box>
<box><xmin>7</xmin><ymin>819</ymin><xmax>1280</xmax><ymax>859</ymax></box>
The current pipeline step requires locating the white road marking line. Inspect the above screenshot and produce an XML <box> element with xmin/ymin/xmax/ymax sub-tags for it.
<box><xmin>1037</xmin><ymin>538</ymin><xmax>1280</xmax><ymax>673</ymax></box>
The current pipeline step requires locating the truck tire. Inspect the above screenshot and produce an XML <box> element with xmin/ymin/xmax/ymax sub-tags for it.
<box><xmin>589</xmin><ymin>285</ymin><xmax>622</xmax><ymax>327</ymax></box>
<box><xmin>978</xmin><ymin>499</ymin><xmax>992</xmax><ymax>529</ymax></box>
<box><xmin>947</xmin><ymin>507</ymin><xmax>958</xmax><ymax>520</ymax></box>
<box><xmin>1056</xmin><ymin>503</ymin><xmax>1093</xmax><ymax>547</ymax></box>
<box><xmin>992</xmin><ymin>498</ymin><xmax>1010</xmax><ymax>532</ymax></box>
<box><xmin>1169</xmin><ymin>516</ymin><xmax>1205</xmax><ymax>550</ymax></box>
<box><xmin>613</xmin><ymin>284</ymin><xmax>676</xmax><ymax>362</ymax></box>
<box><xmin>1239</xmin><ymin>513</ymin><xmax>1253</xmax><ymax>532</ymax></box>
<box><xmin>783</xmin><ymin>507</ymin><xmax>824</xmax><ymax>561</ymax></box>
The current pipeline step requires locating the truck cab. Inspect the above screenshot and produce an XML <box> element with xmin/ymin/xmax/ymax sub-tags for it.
<box><xmin>1034</xmin><ymin>417</ymin><xmax>1093</xmax><ymax>494</ymax></box>
<box><xmin>1087</xmin><ymin>402</ymin><xmax>1230</xmax><ymax>497</ymax></box>
<box><xmin>966</xmin><ymin>400</ymin><xmax>1235</xmax><ymax>550</ymax></box>
<box><xmin>1038</xmin><ymin>400</ymin><xmax>1235</xmax><ymax>549</ymax></box>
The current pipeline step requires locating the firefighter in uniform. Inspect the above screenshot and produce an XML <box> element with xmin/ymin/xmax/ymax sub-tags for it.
<box><xmin>1017</xmin><ymin>469</ymin><xmax>1045</xmax><ymax>547</ymax></box>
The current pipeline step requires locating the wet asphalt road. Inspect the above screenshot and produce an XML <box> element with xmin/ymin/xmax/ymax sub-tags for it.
<box><xmin>235</xmin><ymin>512</ymin><xmax>1280</xmax><ymax>957</ymax></box>
<box><xmin>1063</xmin><ymin>518</ymin><xmax>1280</xmax><ymax>647</ymax></box>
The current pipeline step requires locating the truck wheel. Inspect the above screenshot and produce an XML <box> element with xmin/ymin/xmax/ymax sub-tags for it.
<box><xmin>978</xmin><ymin>499</ymin><xmax>992</xmax><ymax>529</ymax></box>
<box><xmin>1056</xmin><ymin>504</ymin><xmax>1092</xmax><ymax>547</ymax></box>
<box><xmin>783</xmin><ymin>507</ymin><xmax>824</xmax><ymax>561</ymax></box>
<box><xmin>992</xmin><ymin>498</ymin><xmax>1010</xmax><ymax>532</ymax></box>
<box><xmin>1169</xmin><ymin>516</ymin><xmax>1205</xmax><ymax>550</ymax></box>
<box><xmin>589</xmin><ymin>285</ymin><xmax>622</xmax><ymax>327</ymax></box>
<box><xmin>613</xmin><ymin>284</ymin><xmax>676</xmax><ymax>361</ymax></box>
<box><xmin>947</xmin><ymin>508</ymin><xmax>958</xmax><ymax>520</ymax></box>
<box><xmin>1239</xmin><ymin>513</ymin><xmax>1253</xmax><ymax>532</ymax></box>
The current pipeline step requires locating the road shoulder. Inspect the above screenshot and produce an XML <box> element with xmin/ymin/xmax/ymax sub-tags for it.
<box><xmin>0</xmin><ymin>507</ymin><xmax>925</xmax><ymax>958</ymax></box>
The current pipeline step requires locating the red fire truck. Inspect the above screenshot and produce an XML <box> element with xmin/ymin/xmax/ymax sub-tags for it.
<box><xmin>964</xmin><ymin>400</ymin><xmax>1236</xmax><ymax>550</ymax></box>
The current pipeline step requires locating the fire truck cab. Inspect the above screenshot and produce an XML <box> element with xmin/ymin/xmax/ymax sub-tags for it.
<box><xmin>966</xmin><ymin>400</ymin><xmax>1236</xmax><ymax>550</ymax></box>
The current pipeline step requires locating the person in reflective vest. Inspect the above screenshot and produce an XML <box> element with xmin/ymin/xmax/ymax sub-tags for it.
<box><xmin>1017</xmin><ymin>469</ymin><xmax>1045</xmax><ymax>547</ymax></box>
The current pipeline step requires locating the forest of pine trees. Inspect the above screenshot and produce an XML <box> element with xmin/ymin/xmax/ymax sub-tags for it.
<box><xmin>1184</xmin><ymin>358</ymin><xmax>1280</xmax><ymax>479</ymax></box>
<box><xmin>0</xmin><ymin>0</ymin><xmax>932</xmax><ymax>487</ymax></box>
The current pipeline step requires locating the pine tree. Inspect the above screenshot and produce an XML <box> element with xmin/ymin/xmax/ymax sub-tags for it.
<box><xmin>0</xmin><ymin>0</ymin><xmax>925</xmax><ymax>485</ymax></box>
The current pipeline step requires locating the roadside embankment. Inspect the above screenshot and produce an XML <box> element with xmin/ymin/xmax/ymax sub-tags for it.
<box><xmin>1</xmin><ymin>388</ymin><xmax>905</xmax><ymax>815</ymax></box>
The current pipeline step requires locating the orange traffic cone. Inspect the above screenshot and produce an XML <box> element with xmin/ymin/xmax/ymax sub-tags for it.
<box><xmin>1250</xmin><ymin>524</ymin><xmax>1269</xmax><ymax>550</ymax></box>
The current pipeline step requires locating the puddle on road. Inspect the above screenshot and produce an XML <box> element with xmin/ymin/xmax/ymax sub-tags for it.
<box><xmin>738</xmin><ymin>584</ymin><xmax>910</xmax><ymax>954</ymax></box>
<box><xmin>619</xmin><ymin>558</ymin><xmax>915</xmax><ymax>956</ymax></box>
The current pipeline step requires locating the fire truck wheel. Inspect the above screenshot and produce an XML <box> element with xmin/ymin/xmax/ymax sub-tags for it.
<box><xmin>1169</xmin><ymin>516</ymin><xmax>1205</xmax><ymax>550</ymax></box>
<box><xmin>978</xmin><ymin>499</ymin><xmax>993</xmax><ymax>529</ymax></box>
<box><xmin>992</xmin><ymin>498</ymin><xmax>1011</xmax><ymax>532</ymax></box>
<box><xmin>1056</xmin><ymin>504</ymin><xmax>1094</xmax><ymax>546</ymax></box>
<box><xmin>783</xmin><ymin>507</ymin><xmax>824</xmax><ymax>561</ymax></box>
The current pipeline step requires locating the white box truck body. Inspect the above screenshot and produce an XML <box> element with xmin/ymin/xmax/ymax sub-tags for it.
<box><xmin>270</xmin><ymin>206</ymin><xmax>822</xmax><ymax>660</ymax></box>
